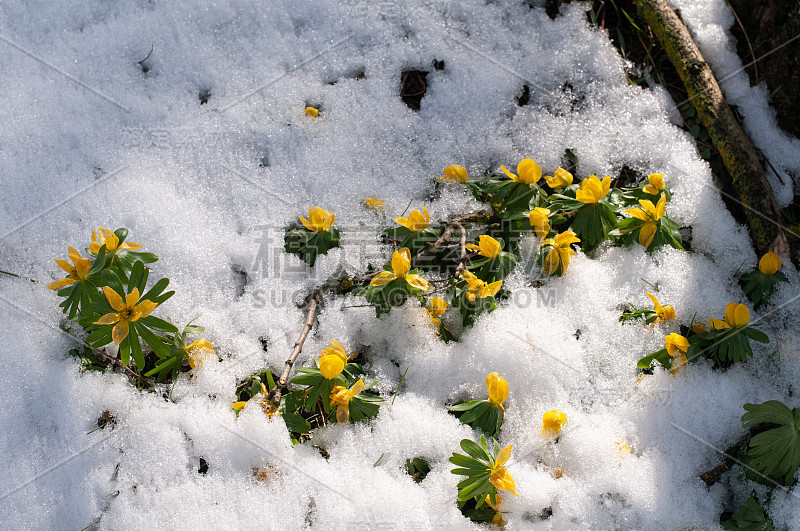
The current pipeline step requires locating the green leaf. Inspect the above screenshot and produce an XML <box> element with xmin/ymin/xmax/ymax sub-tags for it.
<box><xmin>460</xmin><ymin>439</ymin><xmax>491</xmax><ymax>462</ymax></box>
<box><xmin>721</xmin><ymin>497</ymin><xmax>774</xmax><ymax>531</ymax></box>
<box><xmin>742</xmin><ymin>400</ymin><xmax>800</xmax><ymax>485</ymax></box>
<box><xmin>637</xmin><ymin>348</ymin><xmax>671</xmax><ymax>369</ymax></box>
<box><xmin>282</xmin><ymin>413</ymin><xmax>312</xmax><ymax>434</ymax></box>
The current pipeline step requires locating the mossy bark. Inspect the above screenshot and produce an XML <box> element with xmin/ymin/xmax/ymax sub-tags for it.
<box><xmin>634</xmin><ymin>0</ymin><xmax>789</xmax><ymax>257</ymax></box>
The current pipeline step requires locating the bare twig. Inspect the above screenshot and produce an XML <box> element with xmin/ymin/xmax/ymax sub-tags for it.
<box><xmin>267</xmin><ymin>294</ymin><xmax>319</xmax><ymax>404</ymax></box>
<box><xmin>0</xmin><ymin>269</ymin><xmax>41</xmax><ymax>284</ymax></box>
<box><xmin>137</xmin><ymin>44</ymin><xmax>154</xmax><ymax>65</ymax></box>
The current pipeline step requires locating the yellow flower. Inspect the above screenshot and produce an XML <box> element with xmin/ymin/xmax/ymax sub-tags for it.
<box><xmin>427</xmin><ymin>297</ymin><xmax>447</xmax><ymax>325</ymax></box>
<box><xmin>89</xmin><ymin>227</ymin><xmax>142</xmax><ymax>254</ymax></box>
<box><xmin>575</xmin><ymin>175</ymin><xmax>610</xmax><ymax>204</ymax></box>
<box><xmin>545</xmin><ymin>167</ymin><xmax>573</xmax><ymax>189</ymax></box>
<box><xmin>186</xmin><ymin>339</ymin><xmax>215</xmax><ymax>369</ymax></box>
<box><xmin>485</xmin><ymin>494</ymin><xmax>506</xmax><ymax>526</ymax></box>
<box><xmin>318</xmin><ymin>340</ymin><xmax>355</xmax><ymax>380</ymax></box>
<box><xmin>232</xmin><ymin>383</ymin><xmax>279</xmax><ymax>418</ymax></box>
<box><xmin>542</xmin><ymin>409</ymin><xmax>567</xmax><ymax>437</ymax></box>
<box><xmin>690</xmin><ymin>322</ymin><xmax>708</xmax><ymax>334</ymax></box>
<box><xmin>625</xmin><ymin>193</ymin><xmax>666</xmax><ymax>248</ymax></box>
<box><xmin>708</xmin><ymin>303</ymin><xmax>750</xmax><ymax>330</ymax></box>
<box><xmin>94</xmin><ymin>286</ymin><xmax>159</xmax><ymax>345</ymax></box>
<box><xmin>47</xmin><ymin>246</ymin><xmax>91</xmax><ymax>290</ymax></box>
<box><xmin>439</xmin><ymin>164</ymin><xmax>468</xmax><ymax>183</ymax></box>
<box><xmin>643</xmin><ymin>173</ymin><xmax>665</xmax><ymax>195</ymax></box>
<box><xmin>330</xmin><ymin>379</ymin><xmax>364</xmax><ymax>423</ymax></box>
<box><xmin>460</xmin><ymin>269</ymin><xmax>502</xmax><ymax>302</ymax></box>
<box><xmin>500</xmin><ymin>158</ymin><xmax>542</xmax><ymax>185</ymax></box>
<box><xmin>486</xmin><ymin>372</ymin><xmax>508</xmax><ymax>411</ymax></box>
<box><xmin>664</xmin><ymin>333</ymin><xmax>689</xmax><ymax>356</ymax></box>
<box><xmin>365</xmin><ymin>198</ymin><xmax>384</xmax><ymax>211</ymax></box>
<box><xmin>304</xmin><ymin>106</ymin><xmax>319</xmax><ymax>117</ymax></box>
<box><xmin>394</xmin><ymin>205</ymin><xmax>430</xmax><ymax>231</ymax></box>
<box><xmin>670</xmin><ymin>352</ymin><xmax>687</xmax><ymax>375</ymax></box>
<box><xmin>466</xmin><ymin>235</ymin><xmax>502</xmax><ymax>259</ymax></box>
<box><xmin>541</xmin><ymin>231</ymin><xmax>580</xmax><ymax>275</ymax></box>
<box><xmin>489</xmin><ymin>444</ymin><xmax>519</xmax><ymax>496</ymax></box>
<box><xmin>370</xmin><ymin>247</ymin><xmax>430</xmax><ymax>291</ymax></box>
<box><xmin>758</xmin><ymin>252</ymin><xmax>782</xmax><ymax>275</ymax></box>
<box><xmin>299</xmin><ymin>207</ymin><xmax>335</xmax><ymax>232</ymax></box>
<box><xmin>646</xmin><ymin>292</ymin><xmax>675</xmax><ymax>321</ymax></box>
<box><xmin>528</xmin><ymin>207</ymin><xmax>551</xmax><ymax>239</ymax></box>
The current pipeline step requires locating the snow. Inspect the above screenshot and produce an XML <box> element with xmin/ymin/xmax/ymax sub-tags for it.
<box><xmin>0</xmin><ymin>0</ymin><xmax>798</xmax><ymax>529</ymax></box>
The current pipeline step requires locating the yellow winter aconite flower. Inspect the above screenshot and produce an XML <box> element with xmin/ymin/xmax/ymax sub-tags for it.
<box><xmin>232</xmin><ymin>383</ymin><xmax>279</xmax><ymax>418</ymax></box>
<box><xmin>186</xmin><ymin>339</ymin><xmax>215</xmax><ymax>369</ymax></box>
<box><xmin>439</xmin><ymin>164</ymin><xmax>468</xmax><ymax>183</ymax></box>
<box><xmin>395</xmin><ymin>205</ymin><xmax>430</xmax><ymax>231</ymax></box>
<box><xmin>541</xmin><ymin>231</ymin><xmax>580</xmax><ymax>275</ymax></box>
<box><xmin>758</xmin><ymin>252</ymin><xmax>782</xmax><ymax>275</ymax></box>
<box><xmin>528</xmin><ymin>207</ymin><xmax>551</xmax><ymax>239</ymax></box>
<box><xmin>486</xmin><ymin>372</ymin><xmax>508</xmax><ymax>411</ymax></box>
<box><xmin>500</xmin><ymin>158</ymin><xmax>542</xmax><ymax>185</ymax></box>
<box><xmin>664</xmin><ymin>333</ymin><xmax>689</xmax><ymax>356</ymax></box>
<box><xmin>318</xmin><ymin>340</ymin><xmax>355</xmax><ymax>380</ymax></box>
<box><xmin>545</xmin><ymin>167</ymin><xmax>573</xmax><ymax>189</ymax></box>
<box><xmin>489</xmin><ymin>444</ymin><xmax>519</xmax><ymax>496</ymax></box>
<box><xmin>485</xmin><ymin>494</ymin><xmax>505</xmax><ymax>525</ymax></box>
<box><xmin>708</xmin><ymin>303</ymin><xmax>750</xmax><ymax>330</ymax></box>
<box><xmin>370</xmin><ymin>247</ymin><xmax>430</xmax><ymax>291</ymax></box>
<box><xmin>304</xmin><ymin>106</ymin><xmax>319</xmax><ymax>117</ymax></box>
<box><xmin>643</xmin><ymin>173</ymin><xmax>665</xmax><ymax>195</ymax></box>
<box><xmin>542</xmin><ymin>410</ymin><xmax>567</xmax><ymax>437</ymax></box>
<box><xmin>330</xmin><ymin>379</ymin><xmax>364</xmax><ymax>423</ymax></box>
<box><xmin>94</xmin><ymin>286</ymin><xmax>158</xmax><ymax>345</ymax></box>
<box><xmin>47</xmin><ymin>246</ymin><xmax>91</xmax><ymax>290</ymax></box>
<box><xmin>466</xmin><ymin>235</ymin><xmax>502</xmax><ymax>259</ymax></box>
<box><xmin>646</xmin><ymin>292</ymin><xmax>675</xmax><ymax>321</ymax></box>
<box><xmin>89</xmin><ymin>227</ymin><xmax>142</xmax><ymax>254</ymax></box>
<box><xmin>575</xmin><ymin>175</ymin><xmax>610</xmax><ymax>204</ymax></box>
<box><xmin>664</xmin><ymin>333</ymin><xmax>689</xmax><ymax>375</ymax></box>
<box><xmin>365</xmin><ymin>197</ymin><xmax>384</xmax><ymax>211</ymax></box>
<box><xmin>625</xmin><ymin>193</ymin><xmax>666</xmax><ymax>247</ymax></box>
<box><xmin>427</xmin><ymin>297</ymin><xmax>447</xmax><ymax>325</ymax></box>
<box><xmin>460</xmin><ymin>269</ymin><xmax>502</xmax><ymax>302</ymax></box>
<box><xmin>300</xmin><ymin>207</ymin><xmax>335</xmax><ymax>232</ymax></box>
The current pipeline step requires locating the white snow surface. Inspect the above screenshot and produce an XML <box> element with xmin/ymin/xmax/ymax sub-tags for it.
<box><xmin>0</xmin><ymin>0</ymin><xmax>798</xmax><ymax>529</ymax></box>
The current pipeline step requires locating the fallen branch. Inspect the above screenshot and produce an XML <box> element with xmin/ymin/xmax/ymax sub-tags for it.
<box><xmin>267</xmin><ymin>294</ymin><xmax>319</xmax><ymax>405</ymax></box>
<box><xmin>634</xmin><ymin>0</ymin><xmax>789</xmax><ymax>257</ymax></box>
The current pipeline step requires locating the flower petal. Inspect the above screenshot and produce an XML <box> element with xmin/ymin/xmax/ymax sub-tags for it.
<box><xmin>495</xmin><ymin>444</ymin><xmax>513</xmax><ymax>466</ymax></box>
<box><xmin>392</xmin><ymin>248</ymin><xmax>411</xmax><ymax>277</ymax></box>
<box><xmin>103</xmin><ymin>286</ymin><xmax>125</xmax><ymax>311</ymax></box>
<box><xmin>638</xmin><ymin>222</ymin><xmax>657</xmax><ymax>248</ymax></box>
<box><xmin>112</xmin><ymin>320</ymin><xmax>129</xmax><ymax>345</ymax></box>
<box><xmin>733</xmin><ymin>304</ymin><xmax>750</xmax><ymax>327</ymax></box>
<box><xmin>517</xmin><ymin>158</ymin><xmax>542</xmax><ymax>184</ymax></box>
<box><xmin>405</xmin><ymin>274</ymin><xmax>430</xmax><ymax>291</ymax></box>
<box><xmin>134</xmin><ymin>299</ymin><xmax>158</xmax><ymax>319</ymax></box>
<box><xmin>47</xmin><ymin>277</ymin><xmax>77</xmax><ymax>290</ymax></box>
<box><xmin>500</xmin><ymin>165</ymin><xmax>518</xmax><ymax>182</ymax></box>
<box><xmin>370</xmin><ymin>271</ymin><xmax>397</xmax><ymax>286</ymax></box>
<box><xmin>95</xmin><ymin>312</ymin><xmax>120</xmax><ymax>325</ymax></box>
<box><xmin>319</xmin><ymin>354</ymin><xmax>345</xmax><ymax>380</ymax></box>
<box><xmin>758</xmin><ymin>252</ymin><xmax>781</xmax><ymax>275</ymax></box>
<box><xmin>126</xmin><ymin>288</ymin><xmax>141</xmax><ymax>308</ymax></box>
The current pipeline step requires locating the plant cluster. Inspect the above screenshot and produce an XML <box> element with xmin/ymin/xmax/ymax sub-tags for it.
<box><xmin>47</xmin><ymin>227</ymin><xmax>214</xmax><ymax>381</ymax></box>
